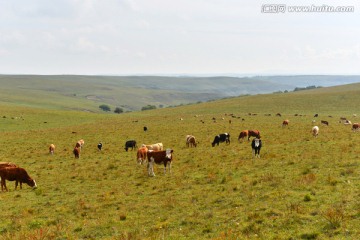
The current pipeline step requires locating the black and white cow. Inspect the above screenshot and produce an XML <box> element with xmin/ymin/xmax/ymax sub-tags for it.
<box><xmin>97</xmin><ymin>142</ymin><xmax>103</xmax><ymax>151</ymax></box>
<box><xmin>124</xmin><ymin>140</ymin><xmax>137</xmax><ymax>152</ymax></box>
<box><xmin>251</xmin><ymin>137</ymin><xmax>262</xmax><ymax>158</ymax></box>
<box><xmin>211</xmin><ymin>133</ymin><xmax>230</xmax><ymax>147</ymax></box>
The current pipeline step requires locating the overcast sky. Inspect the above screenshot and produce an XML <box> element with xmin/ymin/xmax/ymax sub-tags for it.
<box><xmin>0</xmin><ymin>0</ymin><xmax>359</xmax><ymax>75</ymax></box>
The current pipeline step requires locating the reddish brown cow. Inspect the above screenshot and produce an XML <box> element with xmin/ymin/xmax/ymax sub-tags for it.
<box><xmin>0</xmin><ymin>167</ymin><xmax>37</xmax><ymax>191</ymax></box>
<box><xmin>238</xmin><ymin>130</ymin><xmax>248</xmax><ymax>142</ymax></box>
<box><xmin>247</xmin><ymin>130</ymin><xmax>261</xmax><ymax>141</ymax></box>
<box><xmin>49</xmin><ymin>144</ymin><xmax>55</xmax><ymax>155</ymax></box>
<box><xmin>147</xmin><ymin>149</ymin><xmax>174</xmax><ymax>176</ymax></box>
<box><xmin>137</xmin><ymin>145</ymin><xmax>148</xmax><ymax>165</ymax></box>
<box><xmin>282</xmin><ymin>120</ymin><xmax>289</xmax><ymax>127</ymax></box>
<box><xmin>73</xmin><ymin>147</ymin><xmax>80</xmax><ymax>158</ymax></box>
<box><xmin>352</xmin><ymin>123</ymin><xmax>359</xmax><ymax>131</ymax></box>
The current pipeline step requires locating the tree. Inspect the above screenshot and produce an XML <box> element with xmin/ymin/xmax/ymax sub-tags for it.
<box><xmin>114</xmin><ymin>107</ymin><xmax>124</xmax><ymax>114</ymax></box>
<box><xmin>141</xmin><ymin>105</ymin><xmax>157</xmax><ymax>111</ymax></box>
<box><xmin>99</xmin><ymin>104</ymin><xmax>111</xmax><ymax>112</ymax></box>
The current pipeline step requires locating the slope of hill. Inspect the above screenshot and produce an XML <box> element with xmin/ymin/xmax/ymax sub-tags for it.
<box><xmin>1</xmin><ymin>82</ymin><xmax>360</xmax><ymax>239</ymax></box>
<box><xmin>1</xmin><ymin>74</ymin><xmax>358</xmax><ymax>112</ymax></box>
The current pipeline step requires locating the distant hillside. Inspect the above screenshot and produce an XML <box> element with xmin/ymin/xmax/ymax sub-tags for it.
<box><xmin>0</xmin><ymin>74</ymin><xmax>358</xmax><ymax>112</ymax></box>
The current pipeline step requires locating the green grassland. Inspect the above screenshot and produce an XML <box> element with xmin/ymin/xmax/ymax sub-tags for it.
<box><xmin>0</xmin><ymin>82</ymin><xmax>360</xmax><ymax>239</ymax></box>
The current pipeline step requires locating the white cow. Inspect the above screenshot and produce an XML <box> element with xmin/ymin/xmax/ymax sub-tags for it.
<box><xmin>312</xmin><ymin>126</ymin><xmax>319</xmax><ymax>137</ymax></box>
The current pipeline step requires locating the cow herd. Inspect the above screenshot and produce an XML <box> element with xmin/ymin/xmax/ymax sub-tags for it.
<box><xmin>1</xmin><ymin>113</ymin><xmax>358</xmax><ymax>191</ymax></box>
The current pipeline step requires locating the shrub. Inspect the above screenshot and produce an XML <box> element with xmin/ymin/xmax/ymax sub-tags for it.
<box><xmin>99</xmin><ymin>104</ymin><xmax>111</xmax><ymax>112</ymax></box>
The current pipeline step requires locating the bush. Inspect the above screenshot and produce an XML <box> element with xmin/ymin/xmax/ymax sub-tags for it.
<box><xmin>141</xmin><ymin>105</ymin><xmax>157</xmax><ymax>111</ymax></box>
<box><xmin>99</xmin><ymin>104</ymin><xmax>111</xmax><ymax>112</ymax></box>
<box><xmin>114</xmin><ymin>107</ymin><xmax>123</xmax><ymax>114</ymax></box>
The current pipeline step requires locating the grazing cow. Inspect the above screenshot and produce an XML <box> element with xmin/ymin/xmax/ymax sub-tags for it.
<box><xmin>321</xmin><ymin>120</ymin><xmax>329</xmax><ymax>126</ymax></box>
<box><xmin>251</xmin><ymin>137</ymin><xmax>262</xmax><ymax>158</ymax></box>
<box><xmin>212</xmin><ymin>133</ymin><xmax>230</xmax><ymax>147</ymax></box>
<box><xmin>312</xmin><ymin>126</ymin><xmax>319</xmax><ymax>137</ymax></box>
<box><xmin>125</xmin><ymin>140</ymin><xmax>137</xmax><ymax>152</ymax></box>
<box><xmin>282</xmin><ymin>120</ymin><xmax>289</xmax><ymax>127</ymax></box>
<box><xmin>0</xmin><ymin>162</ymin><xmax>17</xmax><ymax>169</ymax></box>
<box><xmin>247</xmin><ymin>130</ymin><xmax>261</xmax><ymax>141</ymax></box>
<box><xmin>314</xmin><ymin>114</ymin><xmax>319</xmax><ymax>117</ymax></box>
<box><xmin>0</xmin><ymin>167</ymin><xmax>37</xmax><ymax>191</ymax></box>
<box><xmin>73</xmin><ymin>147</ymin><xmax>80</xmax><ymax>158</ymax></box>
<box><xmin>186</xmin><ymin>135</ymin><xmax>197</xmax><ymax>147</ymax></box>
<box><xmin>276</xmin><ymin>113</ymin><xmax>282</xmax><ymax>117</ymax></box>
<box><xmin>238</xmin><ymin>130</ymin><xmax>248</xmax><ymax>142</ymax></box>
<box><xmin>97</xmin><ymin>142</ymin><xmax>103</xmax><ymax>151</ymax></box>
<box><xmin>352</xmin><ymin>123</ymin><xmax>359</xmax><ymax>131</ymax></box>
<box><xmin>147</xmin><ymin>149</ymin><xmax>174</xmax><ymax>176</ymax></box>
<box><xmin>145</xmin><ymin>143</ymin><xmax>163</xmax><ymax>151</ymax></box>
<box><xmin>137</xmin><ymin>145</ymin><xmax>148</xmax><ymax>165</ymax></box>
<box><xmin>49</xmin><ymin>144</ymin><xmax>55</xmax><ymax>155</ymax></box>
<box><xmin>143</xmin><ymin>126</ymin><xmax>148</xmax><ymax>132</ymax></box>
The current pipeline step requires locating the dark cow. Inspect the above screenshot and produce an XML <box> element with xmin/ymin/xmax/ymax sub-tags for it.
<box><xmin>125</xmin><ymin>140</ymin><xmax>137</xmax><ymax>152</ymax></box>
<box><xmin>143</xmin><ymin>126</ymin><xmax>148</xmax><ymax>132</ymax></box>
<box><xmin>212</xmin><ymin>133</ymin><xmax>230</xmax><ymax>147</ymax></box>
<box><xmin>73</xmin><ymin>147</ymin><xmax>80</xmax><ymax>158</ymax></box>
<box><xmin>314</xmin><ymin>113</ymin><xmax>319</xmax><ymax>117</ymax></box>
<box><xmin>321</xmin><ymin>120</ymin><xmax>329</xmax><ymax>126</ymax></box>
<box><xmin>352</xmin><ymin>123</ymin><xmax>359</xmax><ymax>131</ymax></box>
<box><xmin>97</xmin><ymin>142</ymin><xmax>103</xmax><ymax>151</ymax></box>
<box><xmin>147</xmin><ymin>149</ymin><xmax>174</xmax><ymax>176</ymax></box>
<box><xmin>251</xmin><ymin>137</ymin><xmax>262</xmax><ymax>158</ymax></box>
<box><xmin>0</xmin><ymin>167</ymin><xmax>37</xmax><ymax>191</ymax></box>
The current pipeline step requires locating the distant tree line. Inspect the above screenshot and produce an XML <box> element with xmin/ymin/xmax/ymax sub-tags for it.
<box><xmin>293</xmin><ymin>85</ymin><xmax>322</xmax><ymax>92</ymax></box>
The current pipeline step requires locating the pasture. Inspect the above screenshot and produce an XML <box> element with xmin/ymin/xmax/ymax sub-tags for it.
<box><xmin>0</xmin><ymin>83</ymin><xmax>360</xmax><ymax>239</ymax></box>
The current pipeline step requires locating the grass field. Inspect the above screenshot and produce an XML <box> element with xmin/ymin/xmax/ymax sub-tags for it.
<box><xmin>0</xmin><ymin>82</ymin><xmax>360</xmax><ymax>239</ymax></box>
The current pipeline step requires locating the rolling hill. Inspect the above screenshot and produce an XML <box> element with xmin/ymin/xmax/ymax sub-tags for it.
<box><xmin>1</xmin><ymin>74</ymin><xmax>358</xmax><ymax>112</ymax></box>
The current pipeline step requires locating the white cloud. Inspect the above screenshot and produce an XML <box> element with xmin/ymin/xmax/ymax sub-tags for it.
<box><xmin>0</xmin><ymin>0</ymin><xmax>359</xmax><ymax>75</ymax></box>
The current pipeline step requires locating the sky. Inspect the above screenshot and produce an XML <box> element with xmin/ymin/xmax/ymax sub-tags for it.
<box><xmin>0</xmin><ymin>0</ymin><xmax>359</xmax><ymax>75</ymax></box>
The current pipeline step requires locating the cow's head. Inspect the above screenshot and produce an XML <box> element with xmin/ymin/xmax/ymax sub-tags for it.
<box><xmin>28</xmin><ymin>179</ymin><xmax>37</xmax><ymax>188</ymax></box>
<box><xmin>165</xmin><ymin>149</ymin><xmax>173</xmax><ymax>159</ymax></box>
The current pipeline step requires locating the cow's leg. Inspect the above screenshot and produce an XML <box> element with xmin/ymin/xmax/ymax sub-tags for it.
<box><xmin>15</xmin><ymin>181</ymin><xmax>18</xmax><ymax>190</ymax></box>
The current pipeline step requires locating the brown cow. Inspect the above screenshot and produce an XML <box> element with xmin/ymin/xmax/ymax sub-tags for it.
<box><xmin>73</xmin><ymin>147</ymin><xmax>80</xmax><ymax>159</ymax></box>
<box><xmin>137</xmin><ymin>145</ymin><xmax>148</xmax><ymax>165</ymax></box>
<box><xmin>352</xmin><ymin>123</ymin><xmax>359</xmax><ymax>131</ymax></box>
<box><xmin>282</xmin><ymin>120</ymin><xmax>289</xmax><ymax>127</ymax></box>
<box><xmin>147</xmin><ymin>149</ymin><xmax>174</xmax><ymax>177</ymax></box>
<box><xmin>238</xmin><ymin>130</ymin><xmax>248</xmax><ymax>142</ymax></box>
<box><xmin>321</xmin><ymin>120</ymin><xmax>329</xmax><ymax>126</ymax></box>
<box><xmin>0</xmin><ymin>167</ymin><xmax>37</xmax><ymax>191</ymax></box>
<box><xmin>186</xmin><ymin>135</ymin><xmax>197</xmax><ymax>147</ymax></box>
<box><xmin>247</xmin><ymin>130</ymin><xmax>261</xmax><ymax>141</ymax></box>
<box><xmin>49</xmin><ymin>144</ymin><xmax>55</xmax><ymax>155</ymax></box>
